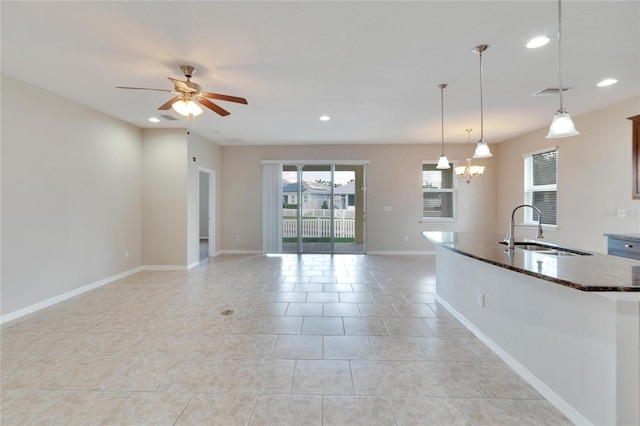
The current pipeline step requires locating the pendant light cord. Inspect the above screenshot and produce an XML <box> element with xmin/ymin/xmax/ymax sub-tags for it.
<box><xmin>440</xmin><ymin>85</ymin><xmax>445</xmax><ymax>156</ymax></box>
<box><xmin>479</xmin><ymin>49</ymin><xmax>484</xmax><ymax>141</ymax></box>
<box><xmin>557</xmin><ymin>0</ymin><xmax>565</xmax><ymax>111</ymax></box>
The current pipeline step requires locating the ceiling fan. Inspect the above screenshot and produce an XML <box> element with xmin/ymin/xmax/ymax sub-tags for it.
<box><xmin>116</xmin><ymin>65</ymin><xmax>247</xmax><ymax>117</ymax></box>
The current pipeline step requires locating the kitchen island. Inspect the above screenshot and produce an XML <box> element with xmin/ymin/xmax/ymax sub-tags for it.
<box><xmin>423</xmin><ymin>231</ymin><xmax>639</xmax><ymax>426</ymax></box>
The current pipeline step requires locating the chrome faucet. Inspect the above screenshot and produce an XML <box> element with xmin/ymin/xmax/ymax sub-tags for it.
<box><xmin>504</xmin><ymin>204</ymin><xmax>544</xmax><ymax>249</ymax></box>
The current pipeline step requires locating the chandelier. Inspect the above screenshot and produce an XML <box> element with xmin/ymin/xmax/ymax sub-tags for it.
<box><xmin>456</xmin><ymin>129</ymin><xmax>485</xmax><ymax>183</ymax></box>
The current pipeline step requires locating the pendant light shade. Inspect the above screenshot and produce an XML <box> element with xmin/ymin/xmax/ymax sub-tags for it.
<box><xmin>546</xmin><ymin>0</ymin><xmax>579</xmax><ymax>139</ymax></box>
<box><xmin>436</xmin><ymin>83</ymin><xmax>450</xmax><ymax>170</ymax></box>
<box><xmin>472</xmin><ymin>44</ymin><xmax>493</xmax><ymax>158</ymax></box>
<box><xmin>436</xmin><ymin>155</ymin><xmax>450</xmax><ymax>169</ymax></box>
<box><xmin>547</xmin><ymin>109</ymin><xmax>579</xmax><ymax>138</ymax></box>
<box><xmin>473</xmin><ymin>139</ymin><xmax>492</xmax><ymax>158</ymax></box>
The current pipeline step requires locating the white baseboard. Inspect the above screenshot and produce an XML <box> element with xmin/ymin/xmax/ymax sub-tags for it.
<box><xmin>1</xmin><ymin>263</ymin><xmax>209</xmax><ymax>324</ymax></box>
<box><xmin>220</xmin><ymin>250</ymin><xmax>263</xmax><ymax>255</ymax></box>
<box><xmin>367</xmin><ymin>250</ymin><xmax>435</xmax><ymax>255</ymax></box>
<box><xmin>143</xmin><ymin>265</ymin><xmax>189</xmax><ymax>271</ymax></box>
<box><xmin>434</xmin><ymin>294</ymin><xmax>591</xmax><ymax>426</ymax></box>
<box><xmin>1</xmin><ymin>266</ymin><xmax>144</xmax><ymax>324</ymax></box>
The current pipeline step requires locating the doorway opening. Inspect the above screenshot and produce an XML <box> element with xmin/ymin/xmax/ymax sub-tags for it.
<box><xmin>199</xmin><ymin>169</ymin><xmax>215</xmax><ymax>260</ymax></box>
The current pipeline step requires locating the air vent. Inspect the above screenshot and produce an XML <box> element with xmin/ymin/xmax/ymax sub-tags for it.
<box><xmin>223</xmin><ymin>138</ymin><xmax>246</xmax><ymax>144</ymax></box>
<box><xmin>533</xmin><ymin>88</ymin><xmax>572</xmax><ymax>96</ymax></box>
<box><xmin>160</xmin><ymin>114</ymin><xmax>179</xmax><ymax>121</ymax></box>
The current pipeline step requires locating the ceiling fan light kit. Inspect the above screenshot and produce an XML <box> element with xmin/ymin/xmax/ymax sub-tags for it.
<box><xmin>116</xmin><ymin>65</ymin><xmax>247</xmax><ymax>119</ymax></box>
<box><xmin>172</xmin><ymin>99</ymin><xmax>203</xmax><ymax>117</ymax></box>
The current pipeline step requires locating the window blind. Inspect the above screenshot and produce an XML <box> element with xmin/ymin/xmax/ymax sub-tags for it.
<box><xmin>262</xmin><ymin>163</ymin><xmax>283</xmax><ymax>253</ymax></box>
<box><xmin>422</xmin><ymin>163</ymin><xmax>456</xmax><ymax>219</ymax></box>
<box><xmin>524</xmin><ymin>149</ymin><xmax>557</xmax><ymax>225</ymax></box>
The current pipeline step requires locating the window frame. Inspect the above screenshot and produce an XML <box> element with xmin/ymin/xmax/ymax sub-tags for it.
<box><xmin>523</xmin><ymin>147</ymin><xmax>558</xmax><ymax>227</ymax></box>
<box><xmin>421</xmin><ymin>160</ymin><xmax>459</xmax><ymax>221</ymax></box>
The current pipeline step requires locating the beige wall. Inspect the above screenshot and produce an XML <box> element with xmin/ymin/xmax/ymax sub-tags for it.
<box><xmin>141</xmin><ymin>128</ymin><xmax>188</xmax><ymax>266</ymax></box>
<box><xmin>4</xmin><ymin>71</ymin><xmax>634</xmax><ymax>318</ymax></box>
<box><xmin>495</xmin><ymin>96</ymin><xmax>640</xmax><ymax>253</ymax></box>
<box><xmin>221</xmin><ymin>143</ymin><xmax>497</xmax><ymax>253</ymax></box>
<box><xmin>187</xmin><ymin>132</ymin><xmax>223</xmax><ymax>265</ymax></box>
<box><xmin>1</xmin><ymin>74</ymin><xmax>142</xmax><ymax>315</ymax></box>
<box><xmin>141</xmin><ymin>129</ymin><xmax>223</xmax><ymax>267</ymax></box>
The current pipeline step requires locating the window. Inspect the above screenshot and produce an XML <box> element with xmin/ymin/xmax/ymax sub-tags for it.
<box><xmin>524</xmin><ymin>148</ymin><xmax>557</xmax><ymax>225</ymax></box>
<box><xmin>422</xmin><ymin>162</ymin><xmax>457</xmax><ymax>220</ymax></box>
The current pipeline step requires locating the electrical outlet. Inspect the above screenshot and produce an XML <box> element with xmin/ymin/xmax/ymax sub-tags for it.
<box><xmin>404</xmin><ymin>236</ymin><xmax>409</xmax><ymax>242</ymax></box>
<box><xmin>618</xmin><ymin>209</ymin><xmax>628</xmax><ymax>219</ymax></box>
<box><xmin>235</xmin><ymin>235</ymin><xmax>240</xmax><ymax>241</ymax></box>
<box><xmin>477</xmin><ymin>292</ymin><xmax>485</xmax><ymax>307</ymax></box>
<box><xmin>384</xmin><ymin>206</ymin><xmax>392</xmax><ymax>212</ymax></box>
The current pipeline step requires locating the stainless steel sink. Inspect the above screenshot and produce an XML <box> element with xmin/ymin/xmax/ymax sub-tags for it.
<box><xmin>498</xmin><ymin>241</ymin><xmax>593</xmax><ymax>256</ymax></box>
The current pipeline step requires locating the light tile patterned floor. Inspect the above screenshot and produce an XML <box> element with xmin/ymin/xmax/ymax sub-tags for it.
<box><xmin>0</xmin><ymin>254</ymin><xmax>572</xmax><ymax>425</ymax></box>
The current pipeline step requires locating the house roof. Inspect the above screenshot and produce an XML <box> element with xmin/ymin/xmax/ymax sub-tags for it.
<box><xmin>283</xmin><ymin>180</ymin><xmax>355</xmax><ymax>195</ymax></box>
<box><xmin>334</xmin><ymin>181</ymin><xmax>355</xmax><ymax>195</ymax></box>
<box><xmin>283</xmin><ymin>181</ymin><xmax>331</xmax><ymax>194</ymax></box>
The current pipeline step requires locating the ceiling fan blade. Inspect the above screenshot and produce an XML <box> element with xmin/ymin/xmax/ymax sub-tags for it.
<box><xmin>198</xmin><ymin>98</ymin><xmax>230</xmax><ymax>116</ymax></box>
<box><xmin>202</xmin><ymin>92</ymin><xmax>248</xmax><ymax>104</ymax></box>
<box><xmin>158</xmin><ymin>96</ymin><xmax>182</xmax><ymax>110</ymax></box>
<box><xmin>116</xmin><ymin>86</ymin><xmax>173</xmax><ymax>93</ymax></box>
<box><xmin>168</xmin><ymin>77</ymin><xmax>197</xmax><ymax>93</ymax></box>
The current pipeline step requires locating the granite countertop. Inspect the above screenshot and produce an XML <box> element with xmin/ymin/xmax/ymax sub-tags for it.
<box><xmin>423</xmin><ymin>231</ymin><xmax>640</xmax><ymax>292</ymax></box>
<box><xmin>604</xmin><ymin>233</ymin><xmax>640</xmax><ymax>243</ymax></box>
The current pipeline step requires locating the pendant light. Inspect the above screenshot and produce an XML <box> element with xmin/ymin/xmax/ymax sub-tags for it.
<box><xmin>472</xmin><ymin>44</ymin><xmax>492</xmax><ymax>158</ymax></box>
<box><xmin>436</xmin><ymin>84</ymin><xmax>451</xmax><ymax>169</ymax></box>
<box><xmin>546</xmin><ymin>0</ymin><xmax>579</xmax><ymax>138</ymax></box>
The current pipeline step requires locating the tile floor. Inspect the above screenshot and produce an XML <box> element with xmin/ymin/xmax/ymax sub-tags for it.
<box><xmin>0</xmin><ymin>254</ymin><xmax>572</xmax><ymax>425</ymax></box>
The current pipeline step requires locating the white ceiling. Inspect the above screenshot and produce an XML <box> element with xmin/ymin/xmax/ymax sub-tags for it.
<box><xmin>2</xmin><ymin>1</ymin><xmax>638</xmax><ymax>146</ymax></box>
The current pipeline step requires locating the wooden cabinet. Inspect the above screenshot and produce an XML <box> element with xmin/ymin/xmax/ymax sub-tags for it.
<box><xmin>628</xmin><ymin>114</ymin><xmax>640</xmax><ymax>199</ymax></box>
<box><xmin>605</xmin><ymin>234</ymin><xmax>640</xmax><ymax>260</ymax></box>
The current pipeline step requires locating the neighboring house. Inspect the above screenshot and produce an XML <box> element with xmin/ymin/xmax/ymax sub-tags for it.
<box><xmin>334</xmin><ymin>181</ymin><xmax>355</xmax><ymax>210</ymax></box>
<box><xmin>282</xmin><ymin>180</ymin><xmax>355</xmax><ymax>210</ymax></box>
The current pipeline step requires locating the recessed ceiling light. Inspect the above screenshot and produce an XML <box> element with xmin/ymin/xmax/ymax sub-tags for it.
<box><xmin>597</xmin><ymin>78</ymin><xmax>618</xmax><ymax>87</ymax></box>
<box><xmin>319</xmin><ymin>115</ymin><xmax>331</xmax><ymax>121</ymax></box>
<box><xmin>526</xmin><ymin>36</ymin><xmax>550</xmax><ymax>49</ymax></box>
<box><xmin>148</xmin><ymin>117</ymin><xmax>160</xmax><ymax>123</ymax></box>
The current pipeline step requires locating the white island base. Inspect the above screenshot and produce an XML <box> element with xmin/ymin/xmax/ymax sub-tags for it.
<box><xmin>435</xmin><ymin>246</ymin><xmax>640</xmax><ymax>426</ymax></box>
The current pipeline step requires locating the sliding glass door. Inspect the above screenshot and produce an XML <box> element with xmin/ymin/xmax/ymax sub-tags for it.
<box><xmin>334</xmin><ymin>164</ymin><xmax>365</xmax><ymax>254</ymax></box>
<box><xmin>280</xmin><ymin>163</ymin><xmax>365</xmax><ymax>254</ymax></box>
